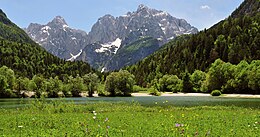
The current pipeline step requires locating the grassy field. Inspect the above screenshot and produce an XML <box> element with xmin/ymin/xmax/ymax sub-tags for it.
<box><xmin>0</xmin><ymin>100</ymin><xmax>259</xmax><ymax>136</ymax></box>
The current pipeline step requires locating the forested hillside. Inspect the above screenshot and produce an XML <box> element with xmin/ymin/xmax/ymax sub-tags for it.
<box><xmin>126</xmin><ymin>0</ymin><xmax>260</xmax><ymax>87</ymax></box>
<box><xmin>231</xmin><ymin>0</ymin><xmax>260</xmax><ymax>17</ymax></box>
<box><xmin>0</xmin><ymin>9</ymin><xmax>95</xmax><ymax>78</ymax></box>
<box><xmin>104</xmin><ymin>37</ymin><xmax>160</xmax><ymax>71</ymax></box>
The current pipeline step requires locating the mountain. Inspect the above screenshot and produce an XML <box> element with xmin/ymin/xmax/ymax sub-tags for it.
<box><xmin>126</xmin><ymin>0</ymin><xmax>260</xmax><ymax>86</ymax></box>
<box><xmin>0</xmin><ymin>10</ymin><xmax>34</xmax><ymax>44</ymax></box>
<box><xmin>25</xmin><ymin>4</ymin><xmax>198</xmax><ymax>71</ymax></box>
<box><xmin>87</xmin><ymin>4</ymin><xmax>197</xmax><ymax>45</ymax></box>
<box><xmin>231</xmin><ymin>0</ymin><xmax>260</xmax><ymax>17</ymax></box>
<box><xmin>82</xmin><ymin>4</ymin><xmax>198</xmax><ymax>71</ymax></box>
<box><xmin>25</xmin><ymin>16</ymin><xmax>88</xmax><ymax>59</ymax></box>
<box><xmin>0</xmin><ymin>9</ymin><xmax>94</xmax><ymax>78</ymax></box>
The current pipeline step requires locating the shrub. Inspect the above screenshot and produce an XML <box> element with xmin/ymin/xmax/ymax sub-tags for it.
<box><xmin>83</xmin><ymin>73</ymin><xmax>100</xmax><ymax>97</ymax></box>
<box><xmin>61</xmin><ymin>84</ymin><xmax>72</xmax><ymax>97</ymax></box>
<box><xmin>211</xmin><ymin>90</ymin><xmax>222</xmax><ymax>96</ymax></box>
<box><xmin>105</xmin><ymin>70</ymin><xmax>135</xmax><ymax>96</ymax></box>
<box><xmin>148</xmin><ymin>87</ymin><xmax>161</xmax><ymax>96</ymax></box>
<box><xmin>133</xmin><ymin>85</ymin><xmax>146</xmax><ymax>92</ymax></box>
<box><xmin>191</xmin><ymin>70</ymin><xmax>206</xmax><ymax>92</ymax></box>
<box><xmin>3</xmin><ymin>89</ymin><xmax>17</xmax><ymax>98</ymax></box>
<box><xmin>46</xmin><ymin>77</ymin><xmax>62</xmax><ymax>98</ymax></box>
<box><xmin>69</xmin><ymin>76</ymin><xmax>84</xmax><ymax>97</ymax></box>
<box><xmin>97</xmin><ymin>84</ymin><xmax>108</xmax><ymax>96</ymax></box>
<box><xmin>158</xmin><ymin>75</ymin><xmax>182</xmax><ymax>92</ymax></box>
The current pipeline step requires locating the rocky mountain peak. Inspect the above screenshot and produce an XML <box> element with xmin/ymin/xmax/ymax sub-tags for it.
<box><xmin>137</xmin><ymin>4</ymin><xmax>150</xmax><ymax>12</ymax></box>
<box><xmin>48</xmin><ymin>16</ymin><xmax>68</xmax><ymax>27</ymax></box>
<box><xmin>97</xmin><ymin>14</ymin><xmax>115</xmax><ymax>24</ymax></box>
<box><xmin>25</xmin><ymin>16</ymin><xmax>87</xmax><ymax>59</ymax></box>
<box><xmin>135</xmin><ymin>4</ymin><xmax>168</xmax><ymax>17</ymax></box>
<box><xmin>27</xmin><ymin>23</ymin><xmax>41</xmax><ymax>28</ymax></box>
<box><xmin>0</xmin><ymin>9</ymin><xmax>13</xmax><ymax>26</ymax></box>
<box><xmin>0</xmin><ymin>9</ymin><xmax>7</xmax><ymax>17</ymax></box>
<box><xmin>101</xmin><ymin>14</ymin><xmax>114</xmax><ymax>19</ymax></box>
<box><xmin>231</xmin><ymin>0</ymin><xmax>260</xmax><ymax>18</ymax></box>
<box><xmin>26</xmin><ymin>23</ymin><xmax>42</xmax><ymax>32</ymax></box>
<box><xmin>25</xmin><ymin>5</ymin><xmax>198</xmax><ymax>71</ymax></box>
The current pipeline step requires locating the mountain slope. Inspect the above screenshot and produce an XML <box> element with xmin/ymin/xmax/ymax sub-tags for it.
<box><xmin>105</xmin><ymin>37</ymin><xmax>160</xmax><ymax>71</ymax></box>
<box><xmin>126</xmin><ymin>0</ymin><xmax>260</xmax><ymax>86</ymax></box>
<box><xmin>25</xmin><ymin>5</ymin><xmax>198</xmax><ymax>71</ymax></box>
<box><xmin>87</xmin><ymin>4</ymin><xmax>197</xmax><ymax>45</ymax></box>
<box><xmin>25</xmin><ymin>16</ymin><xmax>88</xmax><ymax>59</ymax></box>
<box><xmin>0</xmin><ymin>9</ymin><xmax>94</xmax><ymax>78</ymax></box>
<box><xmin>78</xmin><ymin>5</ymin><xmax>198</xmax><ymax>71</ymax></box>
<box><xmin>231</xmin><ymin>0</ymin><xmax>260</xmax><ymax>17</ymax></box>
<box><xmin>0</xmin><ymin>9</ymin><xmax>34</xmax><ymax>44</ymax></box>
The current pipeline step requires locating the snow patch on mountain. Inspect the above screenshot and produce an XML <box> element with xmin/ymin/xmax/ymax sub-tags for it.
<box><xmin>161</xmin><ymin>27</ymin><xmax>166</xmax><ymax>33</ymax></box>
<box><xmin>30</xmin><ymin>33</ymin><xmax>36</xmax><ymax>39</ymax></box>
<box><xmin>50</xmin><ymin>41</ymin><xmax>55</xmax><ymax>46</ymax></box>
<box><xmin>40</xmin><ymin>38</ymin><xmax>47</xmax><ymax>42</ymax></box>
<box><xmin>112</xmin><ymin>38</ymin><xmax>122</xmax><ymax>53</ymax></box>
<box><xmin>62</xmin><ymin>24</ymin><xmax>69</xmax><ymax>31</ymax></box>
<box><xmin>41</xmin><ymin>26</ymin><xmax>51</xmax><ymax>31</ymax></box>
<box><xmin>95</xmin><ymin>38</ymin><xmax>122</xmax><ymax>54</ymax></box>
<box><xmin>157</xmin><ymin>38</ymin><xmax>163</xmax><ymax>41</ymax></box>
<box><xmin>101</xmin><ymin>67</ymin><xmax>106</xmax><ymax>73</ymax></box>
<box><xmin>41</xmin><ymin>26</ymin><xmax>51</xmax><ymax>35</ymax></box>
<box><xmin>63</xmin><ymin>24</ymin><xmax>69</xmax><ymax>28</ymax></box>
<box><xmin>154</xmin><ymin>11</ymin><xmax>168</xmax><ymax>17</ymax></box>
<box><xmin>67</xmin><ymin>49</ymin><xmax>83</xmax><ymax>61</ymax></box>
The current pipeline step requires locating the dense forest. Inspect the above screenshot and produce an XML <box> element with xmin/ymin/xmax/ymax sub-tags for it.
<box><xmin>126</xmin><ymin>0</ymin><xmax>260</xmax><ymax>90</ymax></box>
<box><xmin>0</xmin><ymin>9</ymin><xmax>95</xmax><ymax>79</ymax></box>
<box><xmin>0</xmin><ymin>0</ymin><xmax>260</xmax><ymax>98</ymax></box>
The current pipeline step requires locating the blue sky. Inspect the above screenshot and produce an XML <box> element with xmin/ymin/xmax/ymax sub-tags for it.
<box><xmin>1</xmin><ymin>0</ymin><xmax>243</xmax><ymax>32</ymax></box>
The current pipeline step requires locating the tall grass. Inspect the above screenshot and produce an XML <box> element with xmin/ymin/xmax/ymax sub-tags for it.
<box><xmin>0</xmin><ymin>99</ymin><xmax>259</xmax><ymax>136</ymax></box>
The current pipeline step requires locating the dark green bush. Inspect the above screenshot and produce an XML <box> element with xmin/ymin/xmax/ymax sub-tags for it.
<box><xmin>211</xmin><ymin>90</ymin><xmax>222</xmax><ymax>96</ymax></box>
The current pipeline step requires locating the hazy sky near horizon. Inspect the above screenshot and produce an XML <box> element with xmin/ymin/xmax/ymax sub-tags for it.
<box><xmin>1</xmin><ymin>0</ymin><xmax>243</xmax><ymax>32</ymax></box>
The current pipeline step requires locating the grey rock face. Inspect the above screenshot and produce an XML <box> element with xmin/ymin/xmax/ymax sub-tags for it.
<box><xmin>25</xmin><ymin>5</ymin><xmax>198</xmax><ymax>71</ymax></box>
<box><xmin>87</xmin><ymin>4</ymin><xmax>198</xmax><ymax>46</ymax></box>
<box><xmin>79</xmin><ymin>4</ymin><xmax>198</xmax><ymax>71</ymax></box>
<box><xmin>25</xmin><ymin>16</ymin><xmax>88</xmax><ymax>59</ymax></box>
<box><xmin>77</xmin><ymin>43</ymin><xmax>114</xmax><ymax>70</ymax></box>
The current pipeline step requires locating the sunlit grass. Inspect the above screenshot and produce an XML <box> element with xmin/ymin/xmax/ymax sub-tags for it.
<box><xmin>0</xmin><ymin>100</ymin><xmax>259</xmax><ymax>136</ymax></box>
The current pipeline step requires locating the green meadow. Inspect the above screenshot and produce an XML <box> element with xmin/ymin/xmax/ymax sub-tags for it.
<box><xmin>0</xmin><ymin>100</ymin><xmax>259</xmax><ymax>136</ymax></box>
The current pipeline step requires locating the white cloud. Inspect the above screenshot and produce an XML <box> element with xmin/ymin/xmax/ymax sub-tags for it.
<box><xmin>200</xmin><ymin>5</ymin><xmax>211</xmax><ymax>10</ymax></box>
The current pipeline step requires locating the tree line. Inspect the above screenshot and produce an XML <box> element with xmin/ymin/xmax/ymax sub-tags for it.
<box><xmin>150</xmin><ymin>59</ymin><xmax>259</xmax><ymax>94</ymax></box>
<box><xmin>1</xmin><ymin>58</ymin><xmax>259</xmax><ymax>98</ymax></box>
<box><xmin>0</xmin><ymin>65</ymin><xmax>135</xmax><ymax>98</ymax></box>
<box><xmin>0</xmin><ymin>65</ymin><xmax>98</xmax><ymax>98</ymax></box>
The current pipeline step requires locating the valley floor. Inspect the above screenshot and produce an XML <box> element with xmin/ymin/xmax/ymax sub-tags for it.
<box><xmin>0</xmin><ymin>102</ymin><xmax>259</xmax><ymax>136</ymax></box>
